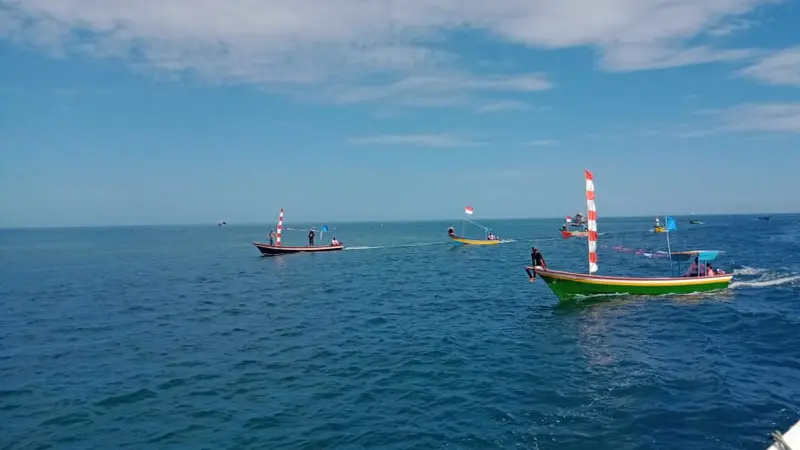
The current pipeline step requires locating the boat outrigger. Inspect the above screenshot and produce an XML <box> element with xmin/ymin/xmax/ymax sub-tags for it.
<box><xmin>448</xmin><ymin>205</ymin><xmax>502</xmax><ymax>245</ymax></box>
<box><xmin>253</xmin><ymin>209</ymin><xmax>345</xmax><ymax>255</ymax></box>
<box><xmin>529</xmin><ymin>170</ymin><xmax>733</xmax><ymax>301</ymax></box>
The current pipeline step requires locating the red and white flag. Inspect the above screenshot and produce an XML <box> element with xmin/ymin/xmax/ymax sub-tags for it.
<box><xmin>585</xmin><ymin>170</ymin><xmax>598</xmax><ymax>273</ymax></box>
<box><xmin>465</xmin><ymin>206</ymin><xmax>474</xmax><ymax>215</ymax></box>
<box><xmin>566</xmin><ymin>216</ymin><xmax>572</xmax><ymax>222</ymax></box>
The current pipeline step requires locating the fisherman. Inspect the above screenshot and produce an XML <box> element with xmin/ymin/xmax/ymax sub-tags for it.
<box><xmin>268</xmin><ymin>229</ymin><xmax>276</xmax><ymax>245</ymax></box>
<box><xmin>525</xmin><ymin>247</ymin><xmax>547</xmax><ymax>282</ymax></box>
<box><xmin>684</xmin><ymin>256</ymin><xmax>699</xmax><ymax>277</ymax></box>
<box><xmin>331</xmin><ymin>237</ymin><xmax>339</xmax><ymax>246</ymax></box>
<box><xmin>308</xmin><ymin>228</ymin><xmax>316</xmax><ymax>246</ymax></box>
<box><xmin>447</xmin><ymin>226</ymin><xmax>455</xmax><ymax>236</ymax></box>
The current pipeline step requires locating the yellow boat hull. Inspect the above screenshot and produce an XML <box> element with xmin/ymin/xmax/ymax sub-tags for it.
<box><xmin>449</xmin><ymin>235</ymin><xmax>501</xmax><ymax>245</ymax></box>
<box><xmin>653</xmin><ymin>226</ymin><xmax>667</xmax><ymax>233</ymax></box>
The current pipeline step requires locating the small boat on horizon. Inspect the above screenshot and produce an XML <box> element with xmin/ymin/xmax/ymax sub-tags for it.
<box><xmin>529</xmin><ymin>170</ymin><xmax>733</xmax><ymax>302</ymax></box>
<box><xmin>689</xmin><ymin>219</ymin><xmax>702</xmax><ymax>225</ymax></box>
<box><xmin>253</xmin><ymin>209</ymin><xmax>345</xmax><ymax>256</ymax></box>
<box><xmin>448</xmin><ymin>206</ymin><xmax>503</xmax><ymax>245</ymax></box>
<box><xmin>566</xmin><ymin>213</ymin><xmax>586</xmax><ymax>228</ymax></box>
<box><xmin>759</xmin><ymin>216</ymin><xmax>771</xmax><ymax>221</ymax></box>
<box><xmin>561</xmin><ymin>215</ymin><xmax>588</xmax><ymax>238</ymax></box>
<box><xmin>653</xmin><ymin>217</ymin><xmax>667</xmax><ymax>233</ymax></box>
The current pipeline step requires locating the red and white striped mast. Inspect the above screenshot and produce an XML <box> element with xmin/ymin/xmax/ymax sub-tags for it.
<box><xmin>276</xmin><ymin>208</ymin><xmax>284</xmax><ymax>246</ymax></box>
<box><xmin>585</xmin><ymin>170</ymin><xmax>598</xmax><ymax>273</ymax></box>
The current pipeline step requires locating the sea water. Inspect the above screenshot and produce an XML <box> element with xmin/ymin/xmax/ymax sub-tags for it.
<box><xmin>1</xmin><ymin>215</ymin><xmax>799</xmax><ymax>449</ymax></box>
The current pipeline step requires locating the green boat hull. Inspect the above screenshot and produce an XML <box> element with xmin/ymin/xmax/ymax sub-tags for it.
<box><xmin>533</xmin><ymin>267</ymin><xmax>733</xmax><ymax>302</ymax></box>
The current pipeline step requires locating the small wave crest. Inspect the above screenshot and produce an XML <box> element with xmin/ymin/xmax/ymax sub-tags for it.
<box><xmin>344</xmin><ymin>246</ymin><xmax>385</xmax><ymax>251</ymax></box>
<box><xmin>731</xmin><ymin>274</ymin><xmax>800</xmax><ymax>289</ymax></box>
<box><xmin>732</xmin><ymin>266</ymin><xmax>766</xmax><ymax>276</ymax></box>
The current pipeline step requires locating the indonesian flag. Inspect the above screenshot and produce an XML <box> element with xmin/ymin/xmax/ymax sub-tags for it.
<box><xmin>566</xmin><ymin>216</ymin><xmax>572</xmax><ymax>222</ymax></box>
<box><xmin>465</xmin><ymin>206</ymin><xmax>474</xmax><ymax>215</ymax></box>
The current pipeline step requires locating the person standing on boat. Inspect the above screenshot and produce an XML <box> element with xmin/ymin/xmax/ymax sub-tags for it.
<box><xmin>525</xmin><ymin>247</ymin><xmax>547</xmax><ymax>282</ymax></box>
<box><xmin>448</xmin><ymin>226</ymin><xmax>455</xmax><ymax>236</ymax></box>
<box><xmin>268</xmin><ymin>229</ymin><xmax>276</xmax><ymax>246</ymax></box>
<box><xmin>308</xmin><ymin>228</ymin><xmax>316</xmax><ymax>246</ymax></box>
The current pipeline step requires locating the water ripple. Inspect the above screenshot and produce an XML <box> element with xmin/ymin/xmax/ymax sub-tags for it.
<box><xmin>1</xmin><ymin>218</ymin><xmax>799</xmax><ymax>449</ymax></box>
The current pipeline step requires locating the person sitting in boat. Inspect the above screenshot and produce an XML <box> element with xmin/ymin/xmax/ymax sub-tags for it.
<box><xmin>706</xmin><ymin>263</ymin><xmax>717</xmax><ymax>276</ymax></box>
<box><xmin>487</xmin><ymin>232</ymin><xmax>496</xmax><ymax>240</ymax></box>
<box><xmin>447</xmin><ymin>226</ymin><xmax>455</xmax><ymax>236</ymax></box>
<box><xmin>268</xmin><ymin>229</ymin><xmax>276</xmax><ymax>246</ymax></box>
<box><xmin>308</xmin><ymin>228</ymin><xmax>316</xmax><ymax>246</ymax></box>
<box><xmin>525</xmin><ymin>247</ymin><xmax>547</xmax><ymax>282</ymax></box>
<box><xmin>331</xmin><ymin>237</ymin><xmax>340</xmax><ymax>246</ymax></box>
<box><xmin>683</xmin><ymin>256</ymin><xmax>698</xmax><ymax>277</ymax></box>
<box><xmin>561</xmin><ymin>225</ymin><xmax>568</xmax><ymax>231</ymax></box>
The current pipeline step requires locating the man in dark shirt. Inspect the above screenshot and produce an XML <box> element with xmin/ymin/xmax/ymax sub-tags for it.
<box><xmin>525</xmin><ymin>247</ymin><xmax>547</xmax><ymax>282</ymax></box>
<box><xmin>308</xmin><ymin>228</ymin><xmax>315</xmax><ymax>246</ymax></box>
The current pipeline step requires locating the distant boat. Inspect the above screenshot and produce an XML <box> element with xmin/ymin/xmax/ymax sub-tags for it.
<box><xmin>689</xmin><ymin>220</ymin><xmax>702</xmax><ymax>225</ymax></box>
<box><xmin>217</xmin><ymin>221</ymin><xmax>227</xmax><ymax>227</ymax></box>
<box><xmin>561</xmin><ymin>229</ymin><xmax>588</xmax><ymax>238</ymax></box>
<box><xmin>448</xmin><ymin>205</ymin><xmax>503</xmax><ymax>245</ymax></box>
<box><xmin>758</xmin><ymin>216</ymin><xmax>771</xmax><ymax>221</ymax></box>
<box><xmin>253</xmin><ymin>209</ymin><xmax>344</xmax><ymax>255</ymax></box>
<box><xmin>565</xmin><ymin>213</ymin><xmax>586</xmax><ymax>228</ymax></box>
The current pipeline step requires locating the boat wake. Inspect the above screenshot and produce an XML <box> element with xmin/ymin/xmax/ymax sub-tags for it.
<box><xmin>730</xmin><ymin>273</ymin><xmax>800</xmax><ymax>289</ymax></box>
<box><xmin>732</xmin><ymin>266</ymin><xmax>767</xmax><ymax>276</ymax></box>
<box><xmin>344</xmin><ymin>242</ymin><xmax>446</xmax><ymax>251</ymax></box>
<box><xmin>396</xmin><ymin>242</ymin><xmax>447</xmax><ymax>248</ymax></box>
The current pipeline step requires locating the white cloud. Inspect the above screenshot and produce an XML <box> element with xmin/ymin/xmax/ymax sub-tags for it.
<box><xmin>528</xmin><ymin>140</ymin><xmax>559</xmax><ymax>147</ymax></box>
<box><xmin>0</xmin><ymin>0</ymin><xmax>781</xmax><ymax>93</ymax></box>
<box><xmin>715</xmin><ymin>102</ymin><xmax>800</xmax><ymax>132</ymax></box>
<box><xmin>477</xmin><ymin>101</ymin><xmax>530</xmax><ymax>113</ymax></box>
<box><xmin>318</xmin><ymin>73</ymin><xmax>552</xmax><ymax>106</ymax></box>
<box><xmin>347</xmin><ymin>134</ymin><xmax>482</xmax><ymax>147</ymax></box>
<box><xmin>738</xmin><ymin>47</ymin><xmax>800</xmax><ymax>86</ymax></box>
<box><xmin>706</xmin><ymin>17</ymin><xmax>760</xmax><ymax>36</ymax></box>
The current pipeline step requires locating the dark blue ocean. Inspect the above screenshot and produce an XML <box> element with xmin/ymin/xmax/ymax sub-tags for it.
<box><xmin>2</xmin><ymin>215</ymin><xmax>799</xmax><ymax>449</ymax></box>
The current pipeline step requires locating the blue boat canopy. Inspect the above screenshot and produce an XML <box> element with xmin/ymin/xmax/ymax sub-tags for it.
<box><xmin>670</xmin><ymin>250</ymin><xmax>723</xmax><ymax>262</ymax></box>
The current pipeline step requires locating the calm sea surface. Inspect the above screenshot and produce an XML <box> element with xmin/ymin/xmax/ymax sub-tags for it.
<box><xmin>2</xmin><ymin>215</ymin><xmax>799</xmax><ymax>449</ymax></box>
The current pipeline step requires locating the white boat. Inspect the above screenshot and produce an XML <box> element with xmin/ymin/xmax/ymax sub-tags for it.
<box><xmin>767</xmin><ymin>419</ymin><xmax>800</xmax><ymax>449</ymax></box>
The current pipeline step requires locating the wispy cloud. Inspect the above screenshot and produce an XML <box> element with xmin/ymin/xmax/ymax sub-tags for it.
<box><xmin>0</xmin><ymin>0</ymin><xmax>778</xmax><ymax>93</ymax></box>
<box><xmin>715</xmin><ymin>103</ymin><xmax>800</xmax><ymax>132</ymax></box>
<box><xmin>738</xmin><ymin>47</ymin><xmax>800</xmax><ymax>86</ymax></box>
<box><xmin>706</xmin><ymin>17</ymin><xmax>761</xmax><ymax>37</ymax></box>
<box><xmin>348</xmin><ymin>134</ymin><xmax>482</xmax><ymax>147</ymax></box>
<box><xmin>477</xmin><ymin>100</ymin><xmax>530</xmax><ymax>113</ymax></box>
<box><xmin>527</xmin><ymin>140</ymin><xmax>559</xmax><ymax>147</ymax></box>
<box><xmin>318</xmin><ymin>73</ymin><xmax>552</xmax><ymax>106</ymax></box>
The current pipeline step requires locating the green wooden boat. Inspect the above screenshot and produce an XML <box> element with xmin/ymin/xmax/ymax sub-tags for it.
<box><xmin>529</xmin><ymin>170</ymin><xmax>733</xmax><ymax>302</ymax></box>
<box><xmin>529</xmin><ymin>266</ymin><xmax>733</xmax><ymax>301</ymax></box>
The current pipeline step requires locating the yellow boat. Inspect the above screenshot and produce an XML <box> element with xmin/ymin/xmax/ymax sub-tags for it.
<box><xmin>448</xmin><ymin>205</ymin><xmax>503</xmax><ymax>245</ymax></box>
<box><xmin>653</xmin><ymin>226</ymin><xmax>667</xmax><ymax>233</ymax></box>
<box><xmin>449</xmin><ymin>235</ymin><xmax>501</xmax><ymax>246</ymax></box>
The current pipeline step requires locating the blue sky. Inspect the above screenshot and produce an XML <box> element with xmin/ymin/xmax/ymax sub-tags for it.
<box><xmin>1</xmin><ymin>0</ymin><xmax>799</xmax><ymax>227</ymax></box>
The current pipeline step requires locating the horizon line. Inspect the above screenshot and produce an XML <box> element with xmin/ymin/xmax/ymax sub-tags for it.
<box><xmin>0</xmin><ymin>211</ymin><xmax>795</xmax><ymax>231</ymax></box>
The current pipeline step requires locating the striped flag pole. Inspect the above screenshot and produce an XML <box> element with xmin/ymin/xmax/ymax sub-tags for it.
<box><xmin>585</xmin><ymin>170</ymin><xmax>598</xmax><ymax>273</ymax></box>
<box><xmin>276</xmin><ymin>208</ymin><xmax>284</xmax><ymax>246</ymax></box>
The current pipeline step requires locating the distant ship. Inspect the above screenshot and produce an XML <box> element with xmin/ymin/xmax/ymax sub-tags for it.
<box><xmin>218</xmin><ymin>221</ymin><xmax>227</xmax><ymax>227</ymax></box>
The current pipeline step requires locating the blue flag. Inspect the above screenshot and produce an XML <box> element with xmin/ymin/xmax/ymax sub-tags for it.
<box><xmin>321</xmin><ymin>225</ymin><xmax>329</xmax><ymax>233</ymax></box>
<box><xmin>666</xmin><ymin>217</ymin><xmax>677</xmax><ymax>232</ymax></box>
